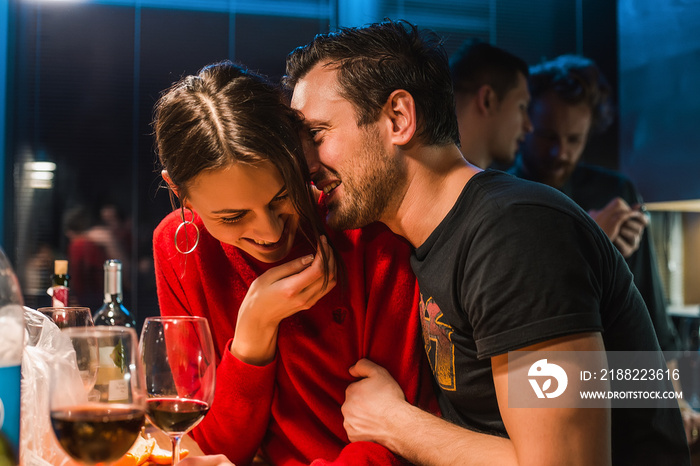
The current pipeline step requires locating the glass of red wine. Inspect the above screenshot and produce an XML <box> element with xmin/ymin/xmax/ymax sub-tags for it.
<box><xmin>50</xmin><ymin>326</ymin><xmax>146</xmax><ymax>465</ymax></box>
<box><xmin>139</xmin><ymin>316</ymin><xmax>216</xmax><ymax>464</ymax></box>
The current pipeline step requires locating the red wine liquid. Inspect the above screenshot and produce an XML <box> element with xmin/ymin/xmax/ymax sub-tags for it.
<box><xmin>146</xmin><ymin>398</ymin><xmax>210</xmax><ymax>434</ymax></box>
<box><xmin>51</xmin><ymin>405</ymin><xmax>145</xmax><ymax>464</ymax></box>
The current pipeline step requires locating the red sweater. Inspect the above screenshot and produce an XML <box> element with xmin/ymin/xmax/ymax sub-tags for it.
<box><xmin>153</xmin><ymin>210</ymin><xmax>436</xmax><ymax>466</ymax></box>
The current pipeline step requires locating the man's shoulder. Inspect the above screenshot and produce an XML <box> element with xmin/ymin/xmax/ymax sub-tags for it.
<box><xmin>468</xmin><ymin>169</ymin><xmax>580</xmax><ymax>213</ymax></box>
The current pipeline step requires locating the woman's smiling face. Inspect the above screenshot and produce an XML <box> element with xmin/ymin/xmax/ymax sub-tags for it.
<box><xmin>185</xmin><ymin>161</ymin><xmax>300</xmax><ymax>263</ymax></box>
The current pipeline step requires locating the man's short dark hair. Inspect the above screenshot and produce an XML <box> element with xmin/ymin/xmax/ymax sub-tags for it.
<box><xmin>528</xmin><ymin>54</ymin><xmax>614</xmax><ymax>134</ymax></box>
<box><xmin>284</xmin><ymin>19</ymin><xmax>459</xmax><ymax>146</ymax></box>
<box><xmin>449</xmin><ymin>39</ymin><xmax>529</xmax><ymax>101</ymax></box>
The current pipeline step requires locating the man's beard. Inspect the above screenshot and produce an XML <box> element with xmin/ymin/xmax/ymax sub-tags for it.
<box><xmin>326</xmin><ymin>127</ymin><xmax>405</xmax><ymax>230</ymax></box>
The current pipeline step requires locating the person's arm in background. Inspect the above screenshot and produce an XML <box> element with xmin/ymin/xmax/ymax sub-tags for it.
<box><xmin>607</xmin><ymin>182</ymin><xmax>697</xmax><ymax>444</ymax></box>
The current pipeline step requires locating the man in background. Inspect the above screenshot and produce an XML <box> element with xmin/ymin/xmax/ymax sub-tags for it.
<box><xmin>450</xmin><ymin>39</ymin><xmax>532</xmax><ymax>169</ymax></box>
<box><xmin>511</xmin><ymin>55</ymin><xmax>681</xmax><ymax>354</ymax></box>
<box><xmin>512</xmin><ymin>55</ymin><xmax>699</xmax><ymax>444</ymax></box>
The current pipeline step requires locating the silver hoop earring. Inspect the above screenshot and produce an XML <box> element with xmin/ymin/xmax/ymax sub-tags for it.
<box><xmin>174</xmin><ymin>207</ymin><xmax>200</xmax><ymax>255</ymax></box>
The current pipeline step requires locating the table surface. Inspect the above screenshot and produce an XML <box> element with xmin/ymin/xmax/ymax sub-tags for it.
<box><xmin>144</xmin><ymin>423</ymin><xmax>205</xmax><ymax>462</ymax></box>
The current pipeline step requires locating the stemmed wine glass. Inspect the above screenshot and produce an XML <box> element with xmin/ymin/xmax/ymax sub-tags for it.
<box><xmin>38</xmin><ymin>306</ymin><xmax>94</xmax><ymax>329</ymax></box>
<box><xmin>139</xmin><ymin>316</ymin><xmax>216</xmax><ymax>464</ymax></box>
<box><xmin>40</xmin><ymin>307</ymin><xmax>96</xmax><ymax>395</ymax></box>
<box><xmin>50</xmin><ymin>326</ymin><xmax>146</xmax><ymax>465</ymax></box>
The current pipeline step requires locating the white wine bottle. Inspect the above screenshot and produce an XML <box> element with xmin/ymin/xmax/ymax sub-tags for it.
<box><xmin>93</xmin><ymin>260</ymin><xmax>135</xmax><ymax>403</ymax></box>
<box><xmin>94</xmin><ymin>259</ymin><xmax>134</xmax><ymax>328</ymax></box>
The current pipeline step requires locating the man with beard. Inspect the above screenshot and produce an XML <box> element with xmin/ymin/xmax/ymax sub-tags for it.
<box><xmin>285</xmin><ymin>20</ymin><xmax>689</xmax><ymax>465</ymax></box>
<box><xmin>511</xmin><ymin>55</ymin><xmax>649</xmax><ymax>259</ymax></box>
<box><xmin>511</xmin><ymin>55</ymin><xmax>681</xmax><ymax>357</ymax></box>
<box><xmin>510</xmin><ymin>54</ymin><xmax>699</xmax><ymax>444</ymax></box>
<box><xmin>450</xmin><ymin>39</ymin><xmax>533</xmax><ymax>169</ymax></box>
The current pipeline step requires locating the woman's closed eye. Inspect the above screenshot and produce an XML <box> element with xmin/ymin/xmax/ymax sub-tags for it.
<box><xmin>218</xmin><ymin>213</ymin><xmax>246</xmax><ymax>224</ymax></box>
<box><xmin>271</xmin><ymin>192</ymin><xmax>289</xmax><ymax>204</ymax></box>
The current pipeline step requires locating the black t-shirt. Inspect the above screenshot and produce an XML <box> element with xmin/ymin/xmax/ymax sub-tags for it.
<box><xmin>411</xmin><ymin>170</ymin><xmax>688</xmax><ymax>465</ymax></box>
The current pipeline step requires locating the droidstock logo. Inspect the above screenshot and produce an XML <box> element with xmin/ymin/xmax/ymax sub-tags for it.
<box><xmin>528</xmin><ymin>359</ymin><xmax>568</xmax><ymax>399</ymax></box>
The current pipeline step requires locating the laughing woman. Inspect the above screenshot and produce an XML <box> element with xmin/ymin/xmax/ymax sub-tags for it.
<box><xmin>152</xmin><ymin>61</ymin><xmax>435</xmax><ymax>466</ymax></box>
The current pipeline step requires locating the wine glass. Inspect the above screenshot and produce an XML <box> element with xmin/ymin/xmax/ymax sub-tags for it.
<box><xmin>50</xmin><ymin>326</ymin><xmax>146</xmax><ymax>465</ymax></box>
<box><xmin>139</xmin><ymin>316</ymin><xmax>216</xmax><ymax>464</ymax></box>
<box><xmin>40</xmin><ymin>307</ymin><xmax>97</xmax><ymax>396</ymax></box>
<box><xmin>38</xmin><ymin>306</ymin><xmax>94</xmax><ymax>329</ymax></box>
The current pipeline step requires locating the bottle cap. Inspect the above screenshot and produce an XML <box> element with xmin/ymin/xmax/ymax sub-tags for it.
<box><xmin>54</xmin><ymin>260</ymin><xmax>68</xmax><ymax>275</ymax></box>
<box><xmin>103</xmin><ymin>259</ymin><xmax>122</xmax><ymax>296</ymax></box>
<box><xmin>104</xmin><ymin>259</ymin><xmax>122</xmax><ymax>271</ymax></box>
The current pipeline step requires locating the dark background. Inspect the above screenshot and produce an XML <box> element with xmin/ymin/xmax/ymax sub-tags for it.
<box><xmin>2</xmin><ymin>0</ymin><xmax>695</xmax><ymax>331</ymax></box>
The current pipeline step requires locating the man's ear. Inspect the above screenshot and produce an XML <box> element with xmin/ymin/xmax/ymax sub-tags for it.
<box><xmin>476</xmin><ymin>85</ymin><xmax>497</xmax><ymax>115</ymax></box>
<box><xmin>383</xmin><ymin>89</ymin><xmax>417</xmax><ymax>146</ymax></box>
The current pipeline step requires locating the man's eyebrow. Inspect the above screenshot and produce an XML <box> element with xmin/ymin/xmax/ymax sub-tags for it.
<box><xmin>300</xmin><ymin>117</ymin><xmax>328</xmax><ymax>128</ymax></box>
<box><xmin>210</xmin><ymin>185</ymin><xmax>288</xmax><ymax>215</ymax></box>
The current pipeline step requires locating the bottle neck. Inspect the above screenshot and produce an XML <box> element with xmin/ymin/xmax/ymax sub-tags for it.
<box><xmin>103</xmin><ymin>292</ymin><xmax>123</xmax><ymax>304</ymax></box>
<box><xmin>103</xmin><ymin>263</ymin><xmax>123</xmax><ymax>304</ymax></box>
<box><xmin>52</xmin><ymin>274</ymin><xmax>69</xmax><ymax>287</ymax></box>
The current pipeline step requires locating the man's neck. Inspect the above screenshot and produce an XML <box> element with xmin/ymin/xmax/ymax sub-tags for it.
<box><xmin>456</xmin><ymin>100</ymin><xmax>492</xmax><ymax>169</ymax></box>
<box><xmin>459</xmin><ymin>143</ymin><xmax>491</xmax><ymax>170</ymax></box>
<box><xmin>381</xmin><ymin>145</ymin><xmax>480</xmax><ymax>248</ymax></box>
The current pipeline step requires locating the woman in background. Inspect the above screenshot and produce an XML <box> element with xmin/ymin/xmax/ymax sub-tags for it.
<box><xmin>152</xmin><ymin>61</ymin><xmax>435</xmax><ymax>466</ymax></box>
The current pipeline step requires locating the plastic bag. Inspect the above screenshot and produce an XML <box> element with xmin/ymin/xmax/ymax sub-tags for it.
<box><xmin>21</xmin><ymin>307</ymin><xmax>85</xmax><ymax>466</ymax></box>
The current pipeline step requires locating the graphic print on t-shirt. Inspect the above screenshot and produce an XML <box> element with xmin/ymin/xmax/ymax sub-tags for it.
<box><xmin>420</xmin><ymin>293</ymin><xmax>456</xmax><ymax>391</ymax></box>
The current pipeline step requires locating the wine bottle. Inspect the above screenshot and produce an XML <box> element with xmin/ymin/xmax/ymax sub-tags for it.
<box><xmin>49</xmin><ymin>259</ymin><xmax>70</xmax><ymax>307</ymax></box>
<box><xmin>0</xmin><ymin>246</ymin><xmax>25</xmax><ymax>460</ymax></box>
<box><xmin>93</xmin><ymin>260</ymin><xmax>135</xmax><ymax>402</ymax></box>
<box><xmin>94</xmin><ymin>259</ymin><xmax>134</xmax><ymax>328</ymax></box>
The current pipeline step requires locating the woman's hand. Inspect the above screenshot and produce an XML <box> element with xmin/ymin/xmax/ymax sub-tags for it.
<box><xmin>230</xmin><ymin>236</ymin><xmax>336</xmax><ymax>365</ymax></box>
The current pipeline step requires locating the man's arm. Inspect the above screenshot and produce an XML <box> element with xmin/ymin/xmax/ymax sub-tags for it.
<box><xmin>342</xmin><ymin>360</ymin><xmax>518</xmax><ymax>465</ymax></box>
<box><xmin>342</xmin><ymin>332</ymin><xmax>611</xmax><ymax>466</ymax></box>
<box><xmin>491</xmin><ymin>332</ymin><xmax>611</xmax><ymax>466</ymax></box>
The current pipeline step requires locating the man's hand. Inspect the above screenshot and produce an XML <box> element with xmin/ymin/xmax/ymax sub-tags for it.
<box><xmin>342</xmin><ymin>358</ymin><xmax>407</xmax><ymax>444</ymax></box>
<box><xmin>342</xmin><ymin>359</ymin><xmax>518</xmax><ymax>465</ymax></box>
<box><xmin>680</xmin><ymin>401</ymin><xmax>700</xmax><ymax>445</ymax></box>
<box><xmin>588</xmin><ymin>198</ymin><xmax>648</xmax><ymax>258</ymax></box>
